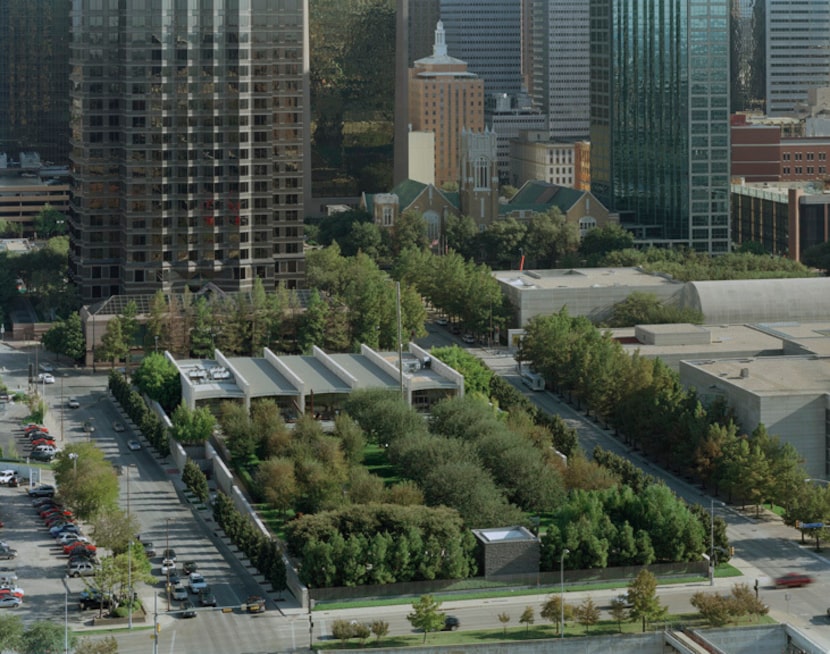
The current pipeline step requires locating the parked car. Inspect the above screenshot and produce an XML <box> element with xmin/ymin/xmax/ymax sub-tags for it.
<box><xmin>64</xmin><ymin>542</ymin><xmax>97</xmax><ymax>556</ymax></box>
<box><xmin>180</xmin><ymin>600</ymin><xmax>197</xmax><ymax>618</ymax></box>
<box><xmin>0</xmin><ymin>595</ymin><xmax>22</xmax><ymax>608</ymax></box>
<box><xmin>188</xmin><ymin>572</ymin><xmax>207</xmax><ymax>593</ymax></box>
<box><xmin>0</xmin><ymin>470</ymin><xmax>19</xmax><ymax>485</ymax></box>
<box><xmin>172</xmin><ymin>584</ymin><xmax>188</xmax><ymax>601</ymax></box>
<box><xmin>50</xmin><ymin>524</ymin><xmax>80</xmax><ymax>537</ymax></box>
<box><xmin>245</xmin><ymin>595</ymin><xmax>266</xmax><ymax>613</ymax></box>
<box><xmin>23</xmin><ymin>424</ymin><xmax>47</xmax><ymax>434</ymax></box>
<box><xmin>775</xmin><ymin>572</ymin><xmax>814</xmax><ymax>588</ymax></box>
<box><xmin>78</xmin><ymin>589</ymin><xmax>112</xmax><ymax>611</ymax></box>
<box><xmin>66</xmin><ymin>398</ymin><xmax>80</xmax><ymax>409</ymax></box>
<box><xmin>198</xmin><ymin>587</ymin><xmax>216</xmax><ymax>607</ymax></box>
<box><xmin>27</xmin><ymin>485</ymin><xmax>55</xmax><ymax>498</ymax></box>
<box><xmin>141</xmin><ymin>541</ymin><xmax>156</xmax><ymax>557</ymax></box>
<box><xmin>0</xmin><ymin>587</ymin><xmax>23</xmax><ymax>599</ymax></box>
<box><xmin>0</xmin><ymin>549</ymin><xmax>18</xmax><ymax>561</ymax></box>
<box><xmin>30</xmin><ymin>451</ymin><xmax>55</xmax><ymax>462</ymax></box>
<box><xmin>461</xmin><ymin>333</ymin><xmax>476</xmax><ymax>344</ymax></box>
<box><xmin>435</xmin><ymin>317</ymin><xmax>449</xmax><ymax>326</ymax></box>
<box><xmin>33</xmin><ymin>445</ymin><xmax>57</xmax><ymax>455</ymax></box>
<box><xmin>162</xmin><ymin>548</ymin><xmax>177</xmax><ymax>562</ymax></box>
<box><xmin>182</xmin><ymin>561</ymin><xmax>198</xmax><ymax>575</ymax></box>
<box><xmin>68</xmin><ymin>561</ymin><xmax>97</xmax><ymax>577</ymax></box>
<box><xmin>161</xmin><ymin>559</ymin><xmax>177</xmax><ymax>575</ymax></box>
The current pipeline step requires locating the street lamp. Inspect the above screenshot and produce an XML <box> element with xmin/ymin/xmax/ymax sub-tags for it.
<box><xmin>62</xmin><ymin>575</ymin><xmax>70</xmax><ymax>654</ymax></box>
<box><xmin>560</xmin><ymin>548</ymin><xmax>569</xmax><ymax>638</ymax></box>
<box><xmin>165</xmin><ymin>518</ymin><xmax>171</xmax><ymax>611</ymax></box>
<box><xmin>127</xmin><ymin>465</ymin><xmax>133</xmax><ymax>629</ymax></box>
<box><xmin>154</xmin><ymin>335</ymin><xmax>159</xmax><ymax>354</ymax></box>
<box><xmin>68</xmin><ymin>452</ymin><xmax>79</xmax><ymax>475</ymax></box>
<box><xmin>710</xmin><ymin>497</ymin><xmax>715</xmax><ymax>586</ymax></box>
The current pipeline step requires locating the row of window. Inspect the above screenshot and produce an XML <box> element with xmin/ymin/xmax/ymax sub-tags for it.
<box><xmin>782</xmin><ymin>152</ymin><xmax>827</xmax><ymax>161</ymax></box>
<box><xmin>782</xmin><ymin>166</ymin><xmax>827</xmax><ymax>175</ymax></box>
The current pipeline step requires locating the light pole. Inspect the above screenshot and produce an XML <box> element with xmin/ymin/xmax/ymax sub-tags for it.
<box><xmin>308</xmin><ymin>594</ymin><xmax>315</xmax><ymax>650</ymax></box>
<box><xmin>710</xmin><ymin>497</ymin><xmax>715</xmax><ymax>586</ymax></box>
<box><xmin>68</xmin><ymin>452</ymin><xmax>78</xmax><ymax>475</ymax></box>
<box><xmin>560</xmin><ymin>548</ymin><xmax>569</xmax><ymax>639</ymax></box>
<box><xmin>62</xmin><ymin>575</ymin><xmax>70</xmax><ymax>654</ymax></box>
<box><xmin>154</xmin><ymin>335</ymin><xmax>159</xmax><ymax>353</ymax></box>
<box><xmin>127</xmin><ymin>464</ymin><xmax>133</xmax><ymax>629</ymax></box>
<box><xmin>60</xmin><ymin>374</ymin><xmax>65</xmax><ymax>442</ymax></box>
<box><xmin>165</xmin><ymin>518</ymin><xmax>171</xmax><ymax>611</ymax></box>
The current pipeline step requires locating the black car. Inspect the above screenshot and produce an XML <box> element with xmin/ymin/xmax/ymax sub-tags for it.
<box><xmin>78</xmin><ymin>590</ymin><xmax>112</xmax><ymax>611</ymax></box>
<box><xmin>29</xmin><ymin>451</ymin><xmax>54</xmax><ymax>462</ymax></box>
<box><xmin>442</xmin><ymin>615</ymin><xmax>460</xmax><ymax>631</ymax></box>
<box><xmin>198</xmin><ymin>587</ymin><xmax>216</xmax><ymax>607</ymax></box>
<box><xmin>162</xmin><ymin>548</ymin><xmax>176</xmax><ymax>562</ymax></box>
<box><xmin>27</xmin><ymin>485</ymin><xmax>56</xmax><ymax>498</ymax></box>
<box><xmin>182</xmin><ymin>561</ymin><xmax>198</xmax><ymax>575</ymax></box>
<box><xmin>180</xmin><ymin>600</ymin><xmax>197</xmax><ymax>618</ymax></box>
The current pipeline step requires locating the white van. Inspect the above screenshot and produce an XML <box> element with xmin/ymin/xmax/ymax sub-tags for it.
<box><xmin>33</xmin><ymin>445</ymin><xmax>57</xmax><ymax>455</ymax></box>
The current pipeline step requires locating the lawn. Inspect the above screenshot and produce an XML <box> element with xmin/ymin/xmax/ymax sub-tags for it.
<box><xmin>362</xmin><ymin>444</ymin><xmax>401</xmax><ymax>486</ymax></box>
<box><xmin>313</xmin><ymin>613</ymin><xmax>776</xmax><ymax>649</ymax></box>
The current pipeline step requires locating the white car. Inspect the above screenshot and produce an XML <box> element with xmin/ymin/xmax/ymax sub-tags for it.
<box><xmin>188</xmin><ymin>572</ymin><xmax>207</xmax><ymax>593</ymax></box>
<box><xmin>0</xmin><ymin>595</ymin><xmax>22</xmax><ymax>608</ymax></box>
<box><xmin>161</xmin><ymin>559</ymin><xmax>177</xmax><ymax>575</ymax></box>
<box><xmin>127</xmin><ymin>440</ymin><xmax>141</xmax><ymax>451</ymax></box>
<box><xmin>0</xmin><ymin>470</ymin><xmax>18</xmax><ymax>485</ymax></box>
<box><xmin>66</xmin><ymin>398</ymin><xmax>80</xmax><ymax>409</ymax></box>
<box><xmin>37</xmin><ymin>373</ymin><xmax>55</xmax><ymax>384</ymax></box>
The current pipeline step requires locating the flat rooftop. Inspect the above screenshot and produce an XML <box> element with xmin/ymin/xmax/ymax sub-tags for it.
<box><xmin>493</xmin><ymin>267</ymin><xmax>681</xmax><ymax>291</ymax></box>
<box><xmin>472</xmin><ymin>526</ymin><xmax>537</xmax><ymax>543</ymax></box>
<box><xmin>682</xmin><ymin>355</ymin><xmax>830</xmax><ymax>394</ymax></box>
<box><xmin>611</xmin><ymin>324</ymin><xmax>783</xmax><ymax>356</ymax></box>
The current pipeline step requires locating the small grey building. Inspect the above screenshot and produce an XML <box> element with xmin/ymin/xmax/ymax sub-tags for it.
<box><xmin>472</xmin><ymin>526</ymin><xmax>540</xmax><ymax>578</ymax></box>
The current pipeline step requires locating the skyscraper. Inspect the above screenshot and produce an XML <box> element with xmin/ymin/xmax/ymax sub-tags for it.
<box><xmin>440</xmin><ymin>0</ymin><xmax>523</xmax><ymax>96</ymax></box>
<box><xmin>527</xmin><ymin>0</ymin><xmax>591</xmax><ymax>140</ymax></box>
<box><xmin>0</xmin><ymin>0</ymin><xmax>71</xmax><ymax>164</ymax></box>
<box><xmin>408</xmin><ymin>21</ymin><xmax>484</xmax><ymax>186</ymax></box>
<box><xmin>766</xmin><ymin>0</ymin><xmax>830</xmax><ymax>116</ymax></box>
<box><xmin>69</xmin><ymin>0</ymin><xmax>307</xmax><ymax>302</ymax></box>
<box><xmin>590</xmin><ymin>0</ymin><xmax>731</xmax><ymax>254</ymax></box>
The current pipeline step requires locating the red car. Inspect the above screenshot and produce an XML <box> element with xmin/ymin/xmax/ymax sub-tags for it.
<box><xmin>64</xmin><ymin>542</ymin><xmax>96</xmax><ymax>556</ymax></box>
<box><xmin>774</xmin><ymin>572</ymin><xmax>815</xmax><ymax>588</ymax></box>
<box><xmin>23</xmin><ymin>424</ymin><xmax>47</xmax><ymax>433</ymax></box>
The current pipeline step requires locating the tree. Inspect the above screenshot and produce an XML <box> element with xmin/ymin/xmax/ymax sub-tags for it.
<box><xmin>91</xmin><ymin>507</ymin><xmax>140</xmax><ymax>555</ymax></box>
<box><xmin>75</xmin><ymin>636</ymin><xmax>119</xmax><ymax>654</ymax></box>
<box><xmin>690</xmin><ymin>591</ymin><xmax>733</xmax><ymax>627</ymax></box>
<box><xmin>170</xmin><ymin>403</ymin><xmax>216</xmax><ymax>444</ymax></box>
<box><xmin>256</xmin><ymin>457</ymin><xmax>297</xmax><ymax>516</ymax></box>
<box><xmin>41</xmin><ymin>313</ymin><xmax>85</xmax><ymax>361</ymax></box>
<box><xmin>801</xmin><ymin>240</ymin><xmax>830</xmax><ymax>274</ymax></box>
<box><xmin>575</xmin><ymin>597</ymin><xmax>600</xmax><ymax>632</ymax></box>
<box><xmin>579</xmin><ymin>223</ymin><xmax>635</xmax><ymax>261</ymax></box>
<box><xmin>540</xmin><ymin>595</ymin><xmax>572</xmax><ymax>635</ymax></box>
<box><xmin>370</xmin><ymin>619</ymin><xmax>389</xmax><ymax>643</ymax></box>
<box><xmin>519</xmin><ymin>605</ymin><xmax>535</xmax><ymax>632</ymax></box>
<box><xmin>182</xmin><ymin>459</ymin><xmax>210</xmax><ymax>503</ymax></box>
<box><xmin>97</xmin><ymin>317</ymin><xmax>130</xmax><ymax>369</ymax></box>
<box><xmin>54</xmin><ymin>444</ymin><xmax>119</xmax><ymax>520</ymax></box>
<box><xmin>132</xmin><ymin>352</ymin><xmax>181</xmax><ymax>412</ymax></box>
<box><xmin>0</xmin><ymin>613</ymin><xmax>24</xmax><ymax>652</ymax></box>
<box><xmin>498</xmin><ymin>611</ymin><xmax>511</xmax><ymax>635</ymax></box>
<box><xmin>407</xmin><ymin>595</ymin><xmax>446</xmax><ymax>643</ymax></box>
<box><xmin>33</xmin><ymin>204</ymin><xmax>67</xmax><ymax>238</ymax></box>
<box><xmin>21</xmin><ymin>620</ymin><xmax>72</xmax><ymax>654</ymax></box>
<box><xmin>627</xmin><ymin>568</ymin><xmax>668</xmax><ymax>632</ymax></box>
<box><xmin>331</xmin><ymin>619</ymin><xmax>354</xmax><ymax>644</ymax></box>
<box><xmin>298</xmin><ymin>289</ymin><xmax>329</xmax><ymax>353</ymax></box>
<box><xmin>609</xmin><ymin>596</ymin><xmax>629</xmax><ymax>632</ymax></box>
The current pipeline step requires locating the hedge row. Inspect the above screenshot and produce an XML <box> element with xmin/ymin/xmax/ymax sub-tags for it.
<box><xmin>108</xmin><ymin>371</ymin><xmax>170</xmax><ymax>457</ymax></box>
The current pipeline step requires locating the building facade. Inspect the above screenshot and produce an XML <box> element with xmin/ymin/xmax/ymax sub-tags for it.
<box><xmin>509</xmin><ymin>131</ymin><xmax>591</xmax><ymax>190</ymax></box>
<box><xmin>0</xmin><ymin>177</ymin><xmax>70</xmax><ymax>236</ymax></box>
<box><xmin>0</xmin><ymin>0</ymin><xmax>71</xmax><ymax>164</ymax></box>
<box><xmin>766</xmin><ymin>0</ymin><xmax>830</xmax><ymax>116</ymax></box>
<box><xmin>590</xmin><ymin>0</ymin><xmax>731</xmax><ymax>253</ymax></box>
<box><xmin>527</xmin><ymin>0</ymin><xmax>591</xmax><ymax>140</ymax></box>
<box><xmin>485</xmin><ymin>93</ymin><xmax>546</xmax><ymax>184</ymax></box>
<box><xmin>440</xmin><ymin>0</ymin><xmax>523</xmax><ymax>96</ymax></box>
<box><xmin>731</xmin><ymin>182</ymin><xmax>830</xmax><ymax>260</ymax></box>
<box><xmin>68</xmin><ymin>0</ymin><xmax>307</xmax><ymax>302</ymax></box>
<box><xmin>408</xmin><ymin>22</ymin><xmax>485</xmax><ymax>187</ymax></box>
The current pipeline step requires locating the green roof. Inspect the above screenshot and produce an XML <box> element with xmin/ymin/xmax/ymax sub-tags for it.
<box><xmin>502</xmin><ymin>180</ymin><xmax>585</xmax><ymax>215</ymax></box>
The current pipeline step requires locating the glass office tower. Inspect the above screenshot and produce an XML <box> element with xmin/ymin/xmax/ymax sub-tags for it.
<box><xmin>590</xmin><ymin>0</ymin><xmax>731</xmax><ymax>253</ymax></box>
<box><xmin>69</xmin><ymin>0</ymin><xmax>307</xmax><ymax>301</ymax></box>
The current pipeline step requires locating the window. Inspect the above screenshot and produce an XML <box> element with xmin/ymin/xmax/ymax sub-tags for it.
<box><xmin>579</xmin><ymin>217</ymin><xmax>597</xmax><ymax>238</ymax></box>
<box><xmin>474</xmin><ymin>157</ymin><xmax>489</xmax><ymax>190</ymax></box>
<box><xmin>382</xmin><ymin>206</ymin><xmax>393</xmax><ymax>227</ymax></box>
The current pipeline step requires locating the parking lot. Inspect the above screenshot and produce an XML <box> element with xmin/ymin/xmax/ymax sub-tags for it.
<box><xmin>0</xmin><ymin>353</ymin><xmax>310</xmax><ymax>652</ymax></box>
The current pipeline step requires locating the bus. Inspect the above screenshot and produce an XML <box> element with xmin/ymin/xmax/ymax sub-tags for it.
<box><xmin>520</xmin><ymin>370</ymin><xmax>545</xmax><ymax>391</ymax></box>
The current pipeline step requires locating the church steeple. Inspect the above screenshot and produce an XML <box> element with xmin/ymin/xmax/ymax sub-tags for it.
<box><xmin>433</xmin><ymin>20</ymin><xmax>447</xmax><ymax>58</ymax></box>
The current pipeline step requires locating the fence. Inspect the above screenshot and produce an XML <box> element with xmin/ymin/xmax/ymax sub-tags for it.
<box><xmin>309</xmin><ymin>561</ymin><xmax>708</xmax><ymax>603</ymax></box>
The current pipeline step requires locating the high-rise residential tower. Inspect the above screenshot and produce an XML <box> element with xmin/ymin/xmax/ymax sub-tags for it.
<box><xmin>439</xmin><ymin>0</ymin><xmax>523</xmax><ymax>96</ymax></box>
<box><xmin>408</xmin><ymin>21</ymin><xmax>484</xmax><ymax>186</ymax></box>
<box><xmin>68</xmin><ymin>0</ymin><xmax>308</xmax><ymax>302</ymax></box>
<box><xmin>590</xmin><ymin>0</ymin><xmax>731</xmax><ymax>254</ymax></box>
<box><xmin>766</xmin><ymin>0</ymin><xmax>830</xmax><ymax>116</ymax></box>
<box><xmin>527</xmin><ymin>0</ymin><xmax>590</xmax><ymax>140</ymax></box>
<box><xmin>0</xmin><ymin>0</ymin><xmax>71</xmax><ymax>164</ymax></box>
